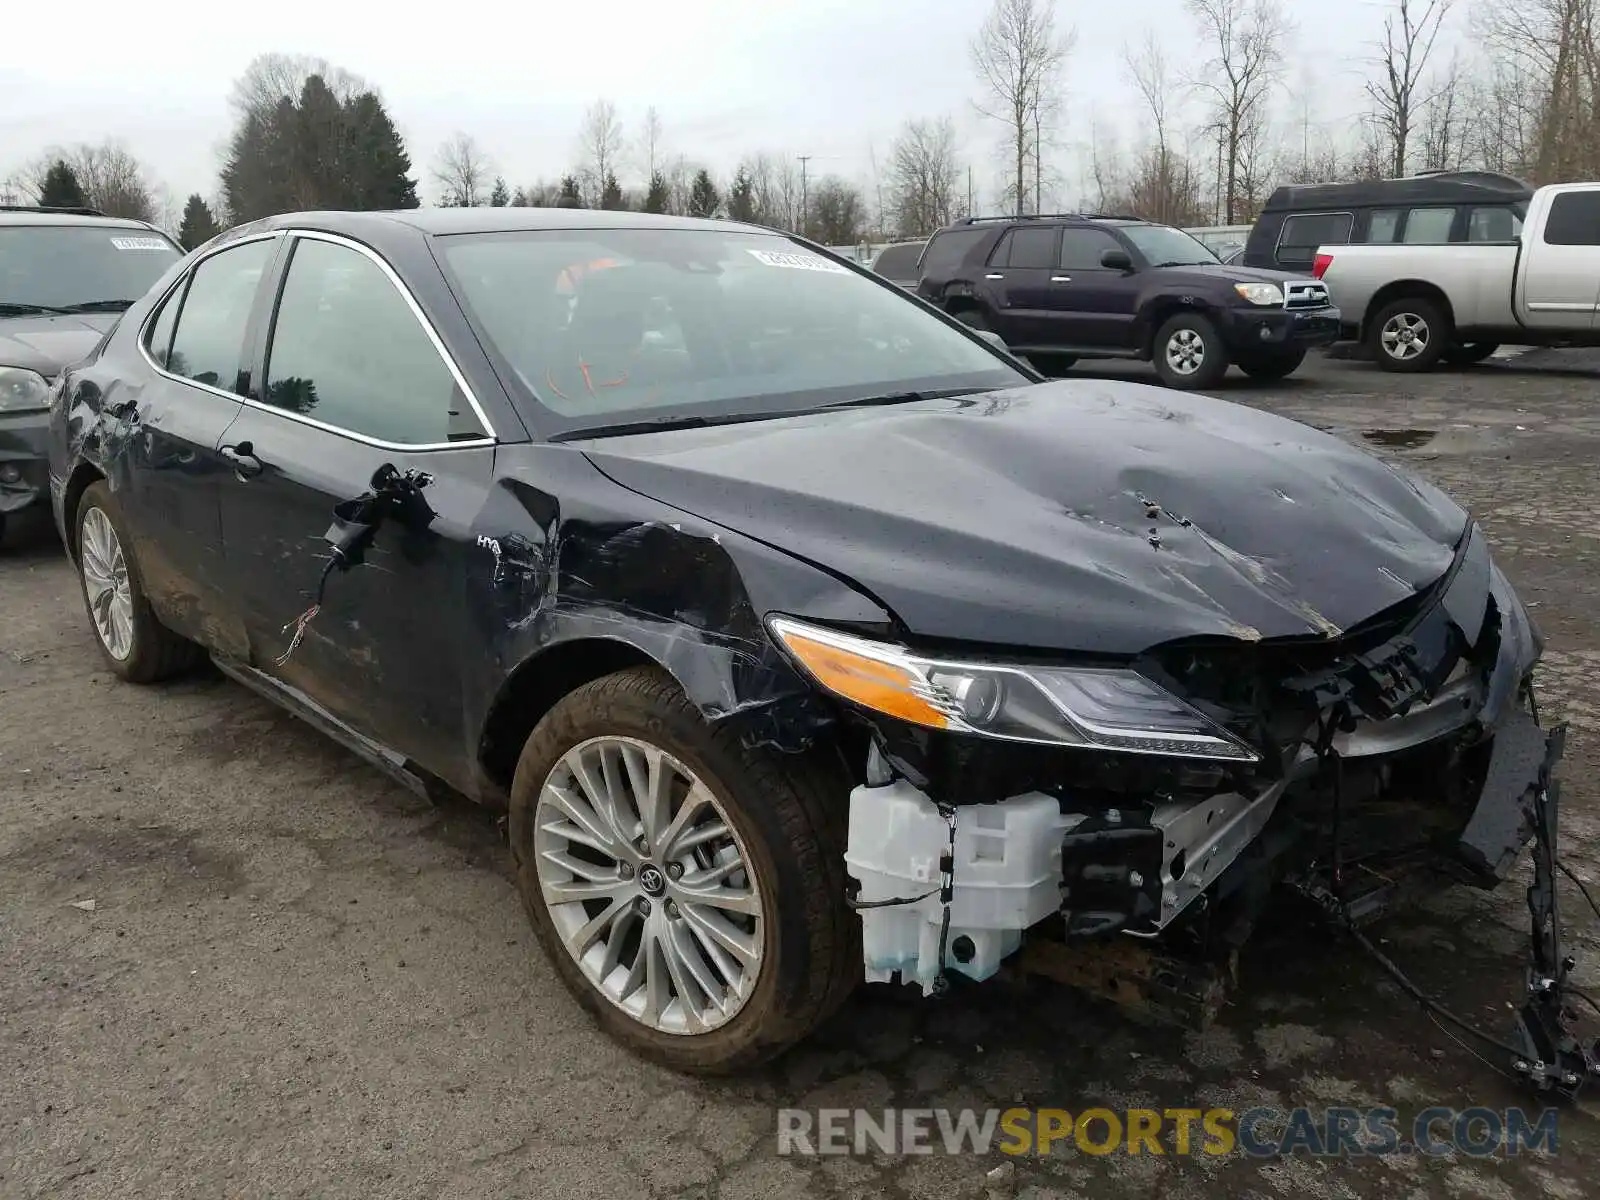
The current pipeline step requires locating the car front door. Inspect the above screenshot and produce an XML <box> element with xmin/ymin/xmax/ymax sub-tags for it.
<box><xmin>213</xmin><ymin>231</ymin><xmax>500</xmax><ymax>787</ymax></box>
<box><xmin>100</xmin><ymin>234</ymin><xmax>283</xmax><ymax>658</ymax></box>
<box><xmin>1049</xmin><ymin>228</ymin><xmax>1143</xmax><ymax>349</ymax></box>
<box><xmin>983</xmin><ymin>226</ymin><xmax>1061</xmax><ymax>348</ymax></box>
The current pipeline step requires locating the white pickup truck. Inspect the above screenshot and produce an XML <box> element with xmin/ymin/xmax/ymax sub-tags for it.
<box><xmin>1312</xmin><ymin>181</ymin><xmax>1600</xmax><ymax>371</ymax></box>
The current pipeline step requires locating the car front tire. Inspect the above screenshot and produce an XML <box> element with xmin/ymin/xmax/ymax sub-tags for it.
<box><xmin>1444</xmin><ymin>341</ymin><xmax>1500</xmax><ymax>366</ymax></box>
<box><xmin>72</xmin><ymin>482</ymin><xmax>203</xmax><ymax>682</ymax></box>
<box><xmin>1152</xmin><ymin>312</ymin><xmax>1228</xmax><ymax>389</ymax></box>
<box><xmin>508</xmin><ymin>666</ymin><xmax>856</xmax><ymax>1074</ymax></box>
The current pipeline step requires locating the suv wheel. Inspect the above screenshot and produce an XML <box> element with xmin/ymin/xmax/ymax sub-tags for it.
<box><xmin>1153</xmin><ymin>312</ymin><xmax>1228</xmax><ymax>389</ymax></box>
<box><xmin>1444</xmin><ymin>341</ymin><xmax>1500</xmax><ymax>366</ymax></box>
<box><xmin>954</xmin><ymin>308</ymin><xmax>992</xmax><ymax>333</ymax></box>
<box><xmin>1368</xmin><ymin>298</ymin><xmax>1449</xmax><ymax>372</ymax></box>
<box><xmin>508</xmin><ymin>666</ymin><xmax>856</xmax><ymax>1074</ymax></box>
<box><xmin>72</xmin><ymin>482</ymin><xmax>203</xmax><ymax>682</ymax></box>
<box><xmin>1236</xmin><ymin>347</ymin><xmax>1307</xmax><ymax>381</ymax></box>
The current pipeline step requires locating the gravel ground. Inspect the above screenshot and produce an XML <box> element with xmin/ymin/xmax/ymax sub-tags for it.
<box><xmin>3</xmin><ymin>349</ymin><xmax>1599</xmax><ymax>1199</ymax></box>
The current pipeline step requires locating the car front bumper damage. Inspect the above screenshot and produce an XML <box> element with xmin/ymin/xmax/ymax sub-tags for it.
<box><xmin>842</xmin><ymin>523</ymin><xmax>1595</xmax><ymax>1098</ymax></box>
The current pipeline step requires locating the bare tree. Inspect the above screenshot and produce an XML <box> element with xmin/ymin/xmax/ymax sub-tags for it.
<box><xmin>636</xmin><ymin>106</ymin><xmax>665</xmax><ymax>180</ymax></box>
<box><xmin>1417</xmin><ymin>49</ymin><xmax>1467</xmax><ymax>170</ymax></box>
<box><xmin>1119</xmin><ymin>33</ymin><xmax>1209</xmax><ymax>224</ymax></box>
<box><xmin>432</xmin><ymin>133</ymin><xmax>493</xmax><ymax>206</ymax></box>
<box><xmin>887</xmin><ymin>117</ymin><xmax>961</xmax><ymax>237</ymax></box>
<box><xmin>1362</xmin><ymin>0</ymin><xmax>1455</xmax><ymax>177</ymax></box>
<box><xmin>970</xmin><ymin>0</ymin><xmax>1073</xmax><ymax>216</ymax></box>
<box><xmin>1186</xmin><ymin>0</ymin><xmax>1288</xmax><ymax>222</ymax></box>
<box><xmin>577</xmin><ymin>99</ymin><xmax>625</xmax><ymax>204</ymax></box>
<box><xmin>229</xmin><ymin>52</ymin><xmax>366</xmax><ymax>123</ymax></box>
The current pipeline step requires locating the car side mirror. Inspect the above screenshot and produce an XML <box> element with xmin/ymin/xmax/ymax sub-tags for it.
<box><xmin>1100</xmin><ymin>249</ymin><xmax>1133</xmax><ymax>272</ymax></box>
<box><xmin>976</xmin><ymin>329</ymin><xmax>1007</xmax><ymax>351</ymax></box>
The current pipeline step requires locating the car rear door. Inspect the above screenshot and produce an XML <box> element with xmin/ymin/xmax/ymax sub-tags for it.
<box><xmin>212</xmin><ymin>230</ymin><xmax>500</xmax><ymax>787</ymax></box>
<box><xmin>1517</xmin><ymin>185</ymin><xmax>1600</xmax><ymax>330</ymax></box>
<box><xmin>101</xmin><ymin>233</ymin><xmax>284</xmax><ymax>658</ymax></box>
<box><xmin>1048</xmin><ymin>227</ymin><xmax>1142</xmax><ymax>349</ymax></box>
<box><xmin>984</xmin><ymin>226</ymin><xmax>1061</xmax><ymax>347</ymax></box>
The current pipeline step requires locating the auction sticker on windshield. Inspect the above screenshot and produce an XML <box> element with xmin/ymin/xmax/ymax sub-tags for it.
<box><xmin>747</xmin><ymin>249</ymin><xmax>850</xmax><ymax>274</ymax></box>
<box><xmin>109</xmin><ymin>237</ymin><xmax>172</xmax><ymax>252</ymax></box>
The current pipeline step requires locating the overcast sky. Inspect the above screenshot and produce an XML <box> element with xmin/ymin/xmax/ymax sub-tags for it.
<box><xmin>3</xmin><ymin>0</ymin><xmax>1465</xmax><ymax>215</ymax></box>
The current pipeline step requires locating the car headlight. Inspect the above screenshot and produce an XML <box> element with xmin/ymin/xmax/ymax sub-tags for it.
<box><xmin>767</xmin><ymin>616</ymin><xmax>1258</xmax><ymax>762</ymax></box>
<box><xmin>0</xmin><ymin>367</ymin><xmax>51</xmax><ymax>414</ymax></box>
<box><xmin>1233</xmin><ymin>282</ymin><xmax>1284</xmax><ymax>306</ymax></box>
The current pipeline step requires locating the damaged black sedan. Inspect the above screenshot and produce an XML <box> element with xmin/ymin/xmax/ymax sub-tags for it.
<box><xmin>46</xmin><ymin>208</ymin><xmax>1578</xmax><ymax>1086</ymax></box>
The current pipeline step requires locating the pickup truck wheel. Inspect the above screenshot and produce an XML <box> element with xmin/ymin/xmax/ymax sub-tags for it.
<box><xmin>1444</xmin><ymin>341</ymin><xmax>1500</xmax><ymax>366</ymax></box>
<box><xmin>1153</xmin><ymin>312</ymin><xmax>1228</xmax><ymax>389</ymax></box>
<box><xmin>1369</xmin><ymin>298</ymin><xmax>1449</xmax><ymax>372</ymax></box>
<box><xmin>507</xmin><ymin>666</ymin><xmax>856</xmax><ymax>1075</ymax></box>
<box><xmin>1236</xmin><ymin>347</ymin><xmax>1307</xmax><ymax>381</ymax></box>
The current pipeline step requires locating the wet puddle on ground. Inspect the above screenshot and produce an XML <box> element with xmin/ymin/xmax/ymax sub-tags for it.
<box><xmin>1361</xmin><ymin>428</ymin><xmax>1438</xmax><ymax>449</ymax></box>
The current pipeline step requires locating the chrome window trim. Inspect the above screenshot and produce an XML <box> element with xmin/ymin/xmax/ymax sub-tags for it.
<box><xmin>255</xmin><ymin>229</ymin><xmax>497</xmax><ymax>451</ymax></box>
<box><xmin>135</xmin><ymin>229</ymin><xmax>285</xmax><ymax>409</ymax></box>
<box><xmin>138</xmin><ymin>227</ymin><xmax>499</xmax><ymax>453</ymax></box>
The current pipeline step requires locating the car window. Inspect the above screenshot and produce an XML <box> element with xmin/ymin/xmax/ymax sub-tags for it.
<box><xmin>1059</xmin><ymin>228</ymin><xmax>1125</xmax><ymax>271</ymax></box>
<box><xmin>918</xmin><ymin>228</ymin><xmax>988</xmax><ymax>277</ymax></box>
<box><xmin>1542</xmin><ymin>191</ymin><xmax>1600</xmax><ymax>246</ymax></box>
<box><xmin>1366</xmin><ymin>209</ymin><xmax>1402</xmax><ymax>243</ymax></box>
<box><xmin>1403</xmin><ymin>207</ymin><xmax>1456</xmax><ymax>243</ymax></box>
<box><xmin>1276</xmin><ymin>213</ymin><xmax>1353</xmax><ymax>266</ymax></box>
<box><xmin>144</xmin><ymin>285</ymin><xmax>179</xmax><ymax>368</ymax></box>
<box><xmin>0</xmin><ymin>224</ymin><xmax>181</xmax><ymax>311</ymax></box>
<box><xmin>1117</xmin><ymin>224</ymin><xmax>1218</xmax><ymax>267</ymax></box>
<box><xmin>262</xmin><ymin>237</ymin><xmax>484</xmax><ymax>446</ymax></box>
<box><xmin>436</xmin><ymin>227</ymin><xmax>1028</xmax><ymax>439</ymax></box>
<box><xmin>166</xmin><ymin>238</ymin><xmax>276</xmax><ymax>394</ymax></box>
<box><xmin>1467</xmin><ymin>206</ymin><xmax>1522</xmax><ymax>241</ymax></box>
<box><xmin>995</xmin><ymin>227</ymin><xmax>1059</xmax><ymax>269</ymax></box>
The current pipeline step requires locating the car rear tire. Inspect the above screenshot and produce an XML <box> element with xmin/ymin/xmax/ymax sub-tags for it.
<box><xmin>1444</xmin><ymin>341</ymin><xmax>1500</xmax><ymax>366</ymax></box>
<box><xmin>1236</xmin><ymin>347</ymin><xmax>1307</xmax><ymax>381</ymax></box>
<box><xmin>1152</xmin><ymin>312</ymin><xmax>1228</xmax><ymax>389</ymax></box>
<box><xmin>1368</xmin><ymin>297</ymin><xmax>1449</xmax><ymax>372</ymax></box>
<box><xmin>954</xmin><ymin>308</ymin><xmax>992</xmax><ymax>333</ymax></box>
<box><xmin>72</xmin><ymin>482</ymin><xmax>203</xmax><ymax>683</ymax></box>
<box><xmin>507</xmin><ymin>665</ymin><xmax>856</xmax><ymax>1074</ymax></box>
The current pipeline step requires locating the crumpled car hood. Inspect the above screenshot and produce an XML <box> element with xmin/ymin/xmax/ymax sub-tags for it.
<box><xmin>578</xmin><ymin>380</ymin><xmax>1468</xmax><ymax>655</ymax></box>
<box><xmin>0</xmin><ymin>313</ymin><xmax>118</xmax><ymax>378</ymax></box>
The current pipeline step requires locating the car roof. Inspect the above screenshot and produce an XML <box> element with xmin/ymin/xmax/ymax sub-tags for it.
<box><xmin>935</xmin><ymin>214</ymin><xmax>1151</xmax><ymax>234</ymax></box>
<box><xmin>0</xmin><ymin>207</ymin><xmax>169</xmax><ymax>232</ymax></box>
<box><xmin>244</xmin><ymin>207</ymin><xmax>765</xmax><ymax>239</ymax></box>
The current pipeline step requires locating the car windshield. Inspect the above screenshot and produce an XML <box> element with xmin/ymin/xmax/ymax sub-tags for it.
<box><xmin>435</xmin><ymin>227</ymin><xmax>1028</xmax><ymax>436</ymax></box>
<box><xmin>1121</xmin><ymin>224</ymin><xmax>1219</xmax><ymax>267</ymax></box>
<box><xmin>0</xmin><ymin>225</ymin><xmax>181</xmax><ymax>311</ymax></box>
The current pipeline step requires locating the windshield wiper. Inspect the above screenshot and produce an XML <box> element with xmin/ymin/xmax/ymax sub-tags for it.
<box><xmin>0</xmin><ymin>302</ymin><xmax>73</xmax><ymax>316</ymax></box>
<box><xmin>551</xmin><ymin>388</ymin><xmax>994</xmax><ymax>442</ymax></box>
<box><xmin>55</xmin><ymin>299</ymin><xmax>136</xmax><ymax>313</ymax></box>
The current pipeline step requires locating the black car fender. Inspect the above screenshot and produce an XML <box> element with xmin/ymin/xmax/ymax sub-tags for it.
<box><xmin>1134</xmin><ymin>290</ymin><xmax>1223</xmax><ymax>355</ymax></box>
<box><xmin>468</xmin><ymin>457</ymin><xmax>899</xmax><ymax>795</ymax></box>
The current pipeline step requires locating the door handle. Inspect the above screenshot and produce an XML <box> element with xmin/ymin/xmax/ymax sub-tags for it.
<box><xmin>220</xmin><ymin>441</ymin><xmax>264</xmax><ymax>480</ymax></box>
<box><xmin>1051</xmin><ymin>276</ymin><xmax>1073</xmax><ymax>282</ymax></box>
<box><xmin>985</xmin><ymin>273</ymin><xmax>1005</xmax><ymax>280</ymax></box>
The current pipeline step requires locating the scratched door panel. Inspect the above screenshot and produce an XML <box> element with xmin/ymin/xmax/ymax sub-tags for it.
<box><xmin>214</xmin><ymin>404</ymin><xmax>496</xmax><ymax>789</ymax></box>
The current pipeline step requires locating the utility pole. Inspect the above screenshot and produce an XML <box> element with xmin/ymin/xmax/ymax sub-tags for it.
<box><xmin>967</xmin><ymin>165</ymin><xmax>974</xmax><ymax>218</ymax></box>
<box><xmin>797</xmin><ymin>155</ymin><xmax>811</xmax><ymax>238</ymax></box>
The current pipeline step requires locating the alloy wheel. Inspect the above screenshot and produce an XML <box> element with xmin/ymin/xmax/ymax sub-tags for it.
<box><xmin>1164</xmin><ymin>328</ymin><xmax>1206</xmax><ymax>376</ymax></box>
<box><xmin>1381</xmin><ymin>312</ymin><xmax>1430</xmax><ymax>361</ymax></box>
<box><xmin>79</xmin><ymin>507</ymin><xmax>134</xmax><ymax>661</ymax></box>
<box><xmin>532</xmin><ymin>735</ymin><xmax>765</xmax><ymax>1035</ymax></box>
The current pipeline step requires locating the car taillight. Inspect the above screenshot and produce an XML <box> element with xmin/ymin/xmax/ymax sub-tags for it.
<box><xmin>1312</xmin><ymin>253</ymin><xmax>1333</xmax><ymax>279</ymax></box>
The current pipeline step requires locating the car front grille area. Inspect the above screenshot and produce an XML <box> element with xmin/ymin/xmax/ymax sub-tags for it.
<box><xmin>1285</xmin><ymin>280</ymin><xmax>1331</xmax><ymax>309</ymax></box>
